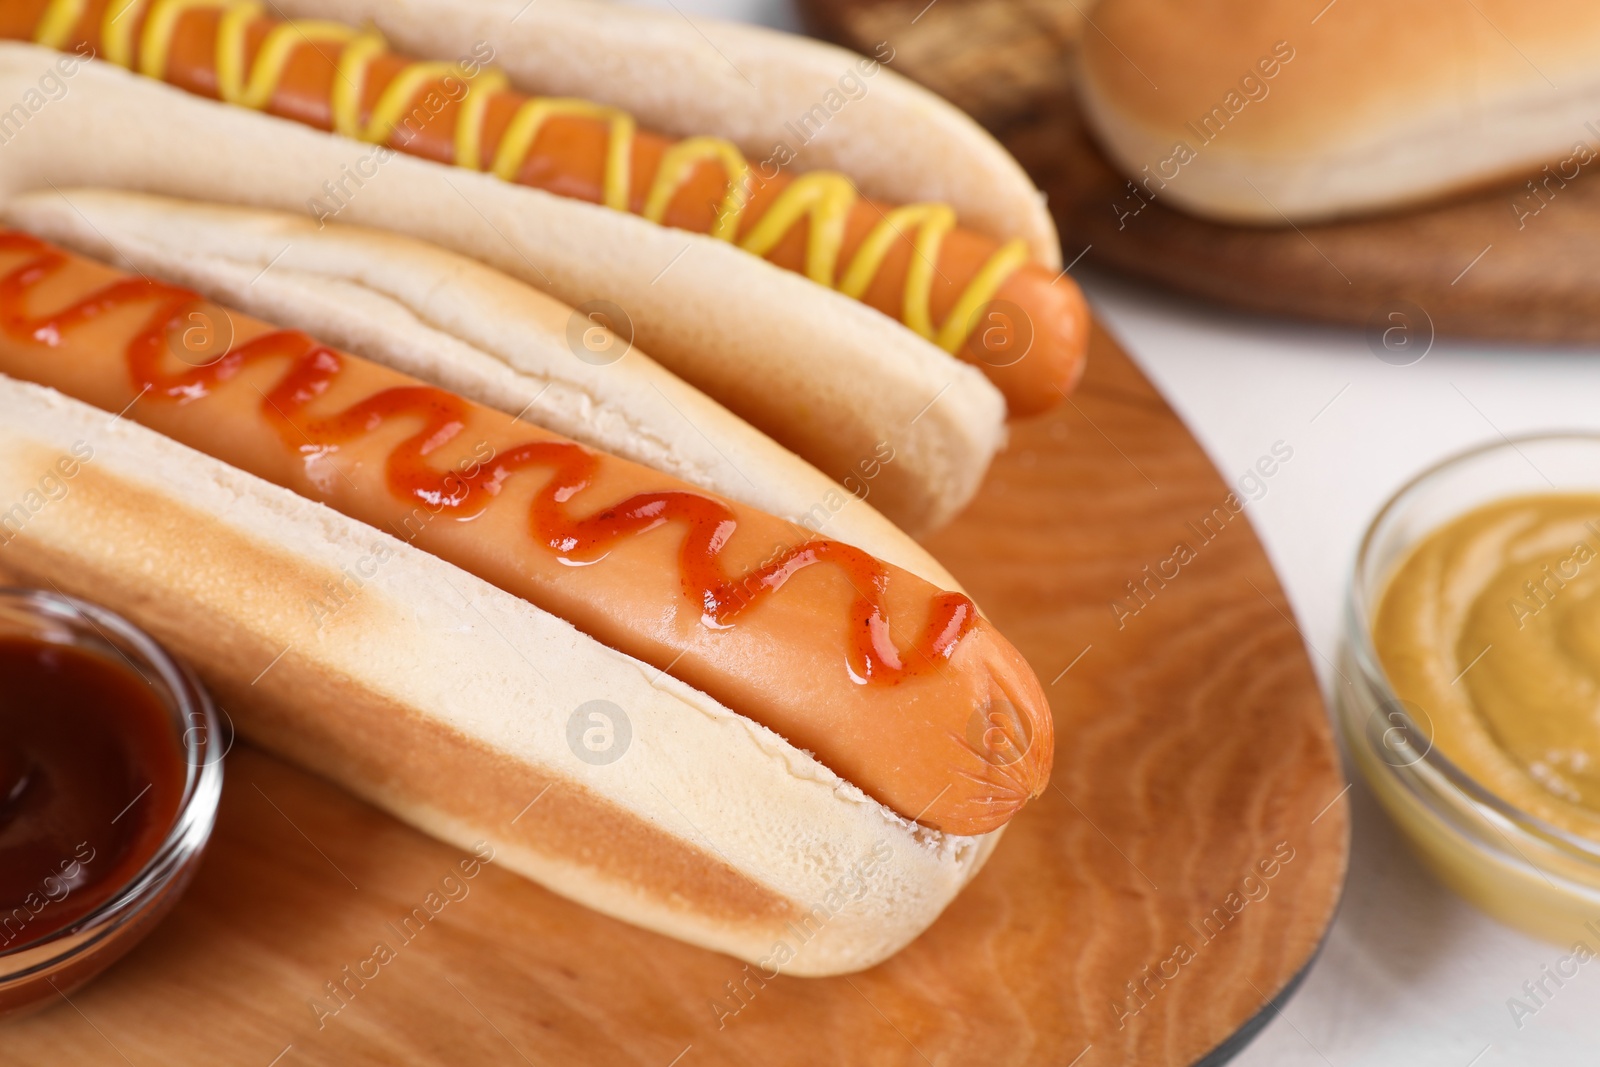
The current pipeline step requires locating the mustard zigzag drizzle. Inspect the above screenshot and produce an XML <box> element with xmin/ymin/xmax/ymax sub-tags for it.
<box><xmin>34</xmin><ymin>0</ymin><xmax>1030</xmax><ymax>354</ymax></box>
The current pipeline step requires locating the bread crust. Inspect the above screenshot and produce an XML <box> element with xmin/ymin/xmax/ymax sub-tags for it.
<box><xmin>0</xmin><ymin>42</ymin><xmax>1003</xmax><ymax>534</ymax></box>
<box><xmin>0</xmin><ymin>375</ymin><xmax>1000</xmax><ymax>976</ymax></box>
<box><xmin>4</xmin><ymin>188</ymin><xmax>961</xmax><ymax>591</ymax></box>
<box><xmin>1080</xmin><ymin>0</ymin><xmax>1600</xmax><ymax>222</ymax></box>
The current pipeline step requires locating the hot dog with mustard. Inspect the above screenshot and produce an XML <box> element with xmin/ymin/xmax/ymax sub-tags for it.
<box><xmin>1</xmin><ymin>0</ymin><xmax>1087</xmax><ymax>418</ymax></box>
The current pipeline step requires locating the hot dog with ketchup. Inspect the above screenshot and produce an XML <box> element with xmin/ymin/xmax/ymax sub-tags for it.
<box><xmin>0</xmin><ymin>229</ymin><xmax>1050</xmax><ymax>836</ymax></box>
<box><xmin>0</xmin><ymin>3</ymin><xmax>1074</xmax><ymax>975</ymax></box>
<box><xmin>2</xmin><ymin>0</ymin><xmax>1087</xmax><ymax>419</ymax></box>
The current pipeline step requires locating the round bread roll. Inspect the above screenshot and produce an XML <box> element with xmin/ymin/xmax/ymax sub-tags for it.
<box><xmin>1079</xmin><ymin>0</ymin><xmax>1600</xmax><ymax>222</ymax></box>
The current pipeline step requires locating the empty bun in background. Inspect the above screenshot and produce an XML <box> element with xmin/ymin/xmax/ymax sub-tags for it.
<box><xmin>1079</xmin><ymin>0</ymin><xmax>1600</xmax><ymax>223</ymax></box>
<box><xmin>6</xmin><ymin>188</ymin><xmax>960</xmax><ymax>592</ymax></box>
<box><xmin>0</xmin><ymin>375</ymin><xmax>1001</xmax><ymax>976</ymax></box>
<box><xmin>0</xmin><ymin>43</ymin><xmax>1003</xmax><ymax>535</ymax></box>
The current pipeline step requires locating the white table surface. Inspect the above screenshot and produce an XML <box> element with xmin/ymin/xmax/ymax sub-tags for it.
<box><xmin>1085</xmin><ymin>269</ymin><xmax>1600</xmax><ymax>1067</ymax></box>
<box><xmin>641</xmin><ymin>1</ymin><xmax>1600</xmax><ymax>1062</ymax></box>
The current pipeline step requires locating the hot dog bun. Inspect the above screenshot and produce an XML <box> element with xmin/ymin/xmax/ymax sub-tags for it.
<box><xmin>0</xmin><ymin>40</ymin><xmax>1006</xmax><ymax>534</ymax></box>
<box><xmin>5</xmin><ymin>187</ymin><xmax>960</xmax><ymax>591</ymax></box>
<box><xmin>0</xmin><ymin>374</ymin><xmax>1001</xmax><ymax>976</ymax></box>
<box><xmin>1079</xmin><ymin>0</ymin><xmax>1600</xmax><ymax>223</ymax></box>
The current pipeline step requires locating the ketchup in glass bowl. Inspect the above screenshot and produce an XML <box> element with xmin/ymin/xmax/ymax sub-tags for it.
<box><xmin>0</xmin><ymin>587</ymin><xmax>223</xmax><ymax>1019</ymax></box>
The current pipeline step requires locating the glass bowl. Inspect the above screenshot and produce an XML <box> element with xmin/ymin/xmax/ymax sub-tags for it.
<box><xmin>0</xmin><ymin>588</ymin><xmax>224</xmax><ymax>1019</ymax></box>
<box><xmin>1340</xmin><ymin>433</ymin><xmax>1600</xmax><ymax>944</ymax></box>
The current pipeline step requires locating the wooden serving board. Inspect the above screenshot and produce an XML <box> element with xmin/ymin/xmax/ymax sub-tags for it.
<box><xmin>804</xmin><ymin>0</ymin><xmax>1600</xmax><ymax>344</ymax></box>
<box><xmin>2</xmin><ymin>325</ymin><xmax>1347</xmax><ymax>1066</ymax></box>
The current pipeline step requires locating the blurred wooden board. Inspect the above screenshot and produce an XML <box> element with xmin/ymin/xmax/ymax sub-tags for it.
<box><xmin>804</xmin><ymin>0</ymin><xmax>1600</xmax><ymax>344</ymax></box>
<box><xmin>1</xmin><ymin>324</ymin><xmax>1346</xmax><ymax>1065</ymax></box>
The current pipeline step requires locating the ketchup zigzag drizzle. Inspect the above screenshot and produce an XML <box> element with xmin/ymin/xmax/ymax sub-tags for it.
<box><xmin>0</xmin><ymin>231</ymin><xmax>978</xmax><ymax>685</ymax></box>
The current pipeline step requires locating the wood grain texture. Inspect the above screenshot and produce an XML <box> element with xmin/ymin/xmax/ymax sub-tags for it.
<box><xmin>805</xmin><ymin>0</ymin><xmax>1600</xmax><ymax>344</ymax></box>
<box><xmin>0</xmin><ymin>326</ymin><xmax>1347</xmax><ymax>1065</ymax></box>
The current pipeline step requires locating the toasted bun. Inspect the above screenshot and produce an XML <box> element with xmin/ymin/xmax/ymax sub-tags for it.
<box><xmin>1079</xmin><ymin>0</ymin><xmax>1600</xmax><ymax>223</ymax></box>
<box><xmin>0</xmin><ymin>43</ymin><xmax>1002</xmax><ymax>534</ymax></box>
<box><xmin>0</xmin><ymin>375</ymin><xmax>1000</xmax><ymax>975</ymax></box>
<box><xmin>272</xmin><ymin>0</ymin><xmax>1060</xmax><ymax>267</ymax></box>
<box><xmin>4</xmin><ymin>188</ymin><xmax>960</xmax><ymax>592</ymax></box>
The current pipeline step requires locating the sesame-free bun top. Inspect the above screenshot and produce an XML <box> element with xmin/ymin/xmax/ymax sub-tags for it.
<box><xmin>1079</xmin><ymin>0</ymin><xmax>1600</xmax><ymax>223</ymax></box>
